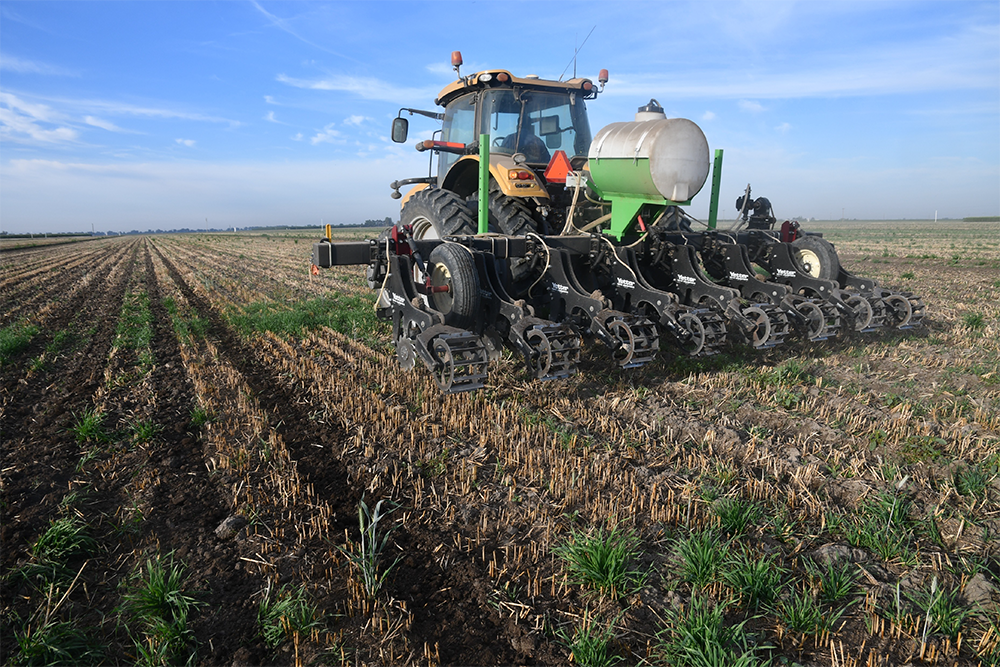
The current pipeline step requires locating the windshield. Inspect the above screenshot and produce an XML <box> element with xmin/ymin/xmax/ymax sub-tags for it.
<box><xmin>481</xmin><ymin>89</ymin><xmax>592</xmax><ymax>163</ymax></box>
<box><xmin>439</xmin><ymin>94</ymin><xmax>477</xmax><ymax>174</ymax></box>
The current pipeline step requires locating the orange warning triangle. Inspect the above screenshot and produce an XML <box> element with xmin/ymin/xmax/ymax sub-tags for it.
<box><xmin>543</xmin><ymin>150</ymin><xmax>573</xmax><ymax>184</ymax></box>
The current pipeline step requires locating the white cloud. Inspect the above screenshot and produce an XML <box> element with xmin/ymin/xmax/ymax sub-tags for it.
<box><xmin>343</xmin><ymin>115</ymin><xmax>369</xmax><ymax>127</ymax></box>
<box><xmin>0</xmin><ymin>54</ymin><xmax>78</xmax><ymax>76</ymax></box>
<box><xmin>85</xmin><ymin>116</ymin><xmax>127</xmax><ymax>132</ymax></box>
<box><xmin>175</xmin><ymin>138</ymin><xmax>196</xmax><ymax>147</ymax></box>
<box><xmin>264</xmin><ymin>111</ymin><xmax>280</xmax><ymax>123</ymax></box>
<box><xmin>276</xmin><ymin>73</ymin><xmax>437</xmax><ymax>105</ymax></box>
<box><xmin>264</xmin><ymin>95</ymin><xmax>277</xmax><ymax>105</ymax></box>
<box><xmin>701</xmin><ymin>111</ymin><xmax>716</xmax><ymax>121</ymax></box>
<box><xmin>0</xmin><ymin>7</ymin><xmax>48</xmax><ymax>31</ymax></box>
<box><xmin>310</xmin><ymin>123</ymin><xmax>340</xmax><ymax>145</ymax></box>
<box><xmin>0</xmin><ymin>92</ymin><xmax>78</xmax><ymax>144</ymax></box>
<box><xmin>291</xmin><ymin>133</ymin><xmax>303</xmax><ymax>141</ymax></box>
<box><xmin>738</xmin><ymin>100</ymin><xmax>765</xmax><ymax>113</ymax></box>
<box><xmin>775</xmin><ymin>122</ymin><xmax>792</xmax><ymax>133</ymax></box>
<box><xmin>249</xmin><ymin>1</ymin><xmax>362</xmax><ymax>64</ymax></box>
<box><xmin>8</xmin><ymin>92</ymin><xmax>240</xmax><ymax>127</ymax></box>
<box><xmin>425</xmin><ymin>62</ymin><xmax>455</xmax><ymax>76</ymax></box>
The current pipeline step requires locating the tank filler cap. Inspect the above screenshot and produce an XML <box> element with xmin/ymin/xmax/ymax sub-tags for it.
<box><xmin>635</xmin><ymin>98</ymin><xmax>666</xmax><ymax>122</ymax></box>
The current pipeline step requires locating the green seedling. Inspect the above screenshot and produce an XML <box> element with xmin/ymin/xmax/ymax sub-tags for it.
<box><xmin>907</xmin><ymin>577</ymin><xmax>972</xmax><ymax>640</ymax></box>
<box><xmin>676</xmin><ymin>529</ymin><xmax>729</xmax><ymax>590</ymax></box>
<box><xmin>0</xmin><ymin>320</ymin><xmax>39</xmax><ymax>365</ymax></box>
<box><xmin>843</xmin><ymin>491</ymin><xmax>916</xmax><ymax>563</ymax></box>
<box><xmin>26</xmin><ymin>516</ymin><xmax>97</xmax><ymax>581</ymax></box>
<box><xmin>954</xmin><ymin>465</ymin><xmax>991</xmax><ymax>499</ymax></box>
<box><xmin>805</xmin><ymin>559</ymin><xmax>860</xmax><ymax>606</ymax></box>
<box><xmin>553</xmin><ymin>526</ymin><xmax>645</xmax><ymax>598</ymax></box>
<box><xmin>653</xmin><ymin>597</ymin><xmax>767</xmax><ymax>667</ymax></box>
<box><xmin>14</xmin><ymin>619</ymin><xmax>102</xmax><ymax>666</ymax></box>
<box><xmin>189</xmin><ymin>407</ymin><xmax>210</xmax><ymax>428</ymax></box>
<box><xmin>714</xmin><ymin>498</ymin><xmax>761</xmax><ymax>537</ymax></box>
<box><xmin>962</xmin><ymin>312</ymin><xmax>985</xmax><ymax>329</ymax></box>
<box><xmin>69</xmin><ymin>408</ymin><xmax>108</xmax><ymax>444</ymax></box>
<box><xmin>129</xmin><ymin>419</ymin><xmax>161</xmax><ymax>444</ymax></box>
<box><xmin>778</xmin><ymin>584</ymin><xmax>846</xmax><ymax>637</ymax></box>
<box><xmin>258</xmin><ymin>584</ymin><xmax>324</xmax><ymax>648</ymax></box>
<box><xmin>121</xmin><ymin>553</ymin><xmax>201</xmax><ymax>667</ymax></box>
<box><xmin>337</xmin><ymin>497</ymin><xmax>401</xmax><ymax>599</ymax></box>
<box><xmin>555</xmin><ymin>614</ymin><xmax>621</xmax><ymax>667</ymax></box>
<box><xmin>723</xmin><ymin>550</ymin><xmax>785</xmax><ymax>609</ymax></box>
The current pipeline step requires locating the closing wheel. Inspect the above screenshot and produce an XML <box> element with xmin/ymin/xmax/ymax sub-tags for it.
<box><xmin>678</xmin><ymin>312</ymin><xmax>707</xmax><ymax>356</ymax></box>
<box><xmin>607</xmin><ymin>319</ymin><xmax>636</xmax><ymax>366</ymax></box>
<box><xmin>884</xmin><ymin>293</ymin><xmax>913</xmax><ymax>328</ymax></box>
<box><xmin>401</xmin><ymin>188</ymin><xmax>477</xmax><ymax>240</ymax></box>
<box><xmin>396</xmin><ymin>338</ymin><xmax>417</xmax><ymax>370</ymax></box>
<box><xmin>431</xmin><ymin>338</ymin><xmax>455</xmax><ymax>392</ymax></box>
<box><xmin>525</xmin><ymin>327</ymin><xmax>553</xmax><ymax>378</ymax></box>
<box><xmin>791</xmin><ymin>236</ymin><xmax>839</xmax><ymax>280</ymax></box>
<box><xmin>795</xmin><ymin>300</ymin><xmax>827</xmax><ymax>340</ymax></box>
<box><xmin>427</xmin><ymin>243</ymin><xmax>480</xmax><ymax>329</ymax></box>
<box><xmin>845</xmin><ymin>294</ymin><xmax>874</xmax><ymax>331</ymax></box>
<box><xmin>742</xmin><ymin>305</ymin><xmax>772</xmax><ymax>348</ymax></box>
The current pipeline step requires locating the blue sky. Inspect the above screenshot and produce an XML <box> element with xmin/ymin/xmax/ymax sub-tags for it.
<box><xmin>1</xmin><ymin>0</ymin><xmax>997</xmax><ymax>234</ymax></box>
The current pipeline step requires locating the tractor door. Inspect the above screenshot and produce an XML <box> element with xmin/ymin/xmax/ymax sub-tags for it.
<box><xmin>438</xmin><ymin>93</ymin><xmax>477</xmax><ymax>182</ymax></box>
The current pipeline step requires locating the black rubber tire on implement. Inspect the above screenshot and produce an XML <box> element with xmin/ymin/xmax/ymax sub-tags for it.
<box><xmin>401</xmin><ymin>188</ymin><xmax>477</xmax><ymax>239</ymax></box>
<box><xmin>467</xmin><ymin>185</ymin><xmax>540</xmax><ymax>236</ymax></box>
<box><xmin>791</xmin><ymin>235</ymin><xmax>840</xmax><ymax>280</ymax></box>
<box><xmin>428</xmin><ymin>243</ymin><xmax>480</xmax><ymax>330</ymax></box>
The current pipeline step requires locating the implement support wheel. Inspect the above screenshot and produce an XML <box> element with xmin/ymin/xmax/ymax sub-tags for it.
<box><xmin>428</xmin><ymin>243</ymin><xmax>480</xmax><ymax>329</ymax></box>
<box><xmin>791</xmin><ymin>235</ymin><xmax>840</xmax><ymax>280</ymax></box>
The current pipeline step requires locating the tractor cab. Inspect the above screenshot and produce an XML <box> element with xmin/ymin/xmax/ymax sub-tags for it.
<box><xmin>391</xmin><ymin>58</ymin><xmax>603</xmax><ymax>202</ymax></box>
<box><xmin>431</xmin><ymin>84</ymin><xmax>594</xmax><ymax>196</ymax></box>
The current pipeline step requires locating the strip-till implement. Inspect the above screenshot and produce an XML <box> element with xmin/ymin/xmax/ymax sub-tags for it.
<box><xmin>313</xmin><ymin>53</ymin><xmax>923</xmax><ymax>393</ymax></box>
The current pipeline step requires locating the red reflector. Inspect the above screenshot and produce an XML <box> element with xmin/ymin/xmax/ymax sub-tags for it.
<box><xmin>497</xmin><ymin>72</ymin><xmax>510</xmax><ymax>82</ymax></box>
<box><xmin>582</xmin><ymin>81</ymin><xmax>593</xmax><ymax>91</ymax></box>
<box><xmin>543</xmin><ymin>150</ymin><xmax>573</xmax><ymax>184</ymax></box>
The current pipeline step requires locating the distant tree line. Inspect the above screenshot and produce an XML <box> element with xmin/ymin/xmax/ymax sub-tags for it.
<box><xmin>0</xmin><ymin>231</ymin><xmax>94</xmax><ymax>239</ymax></box>
<box><xmin>963</xmin><ymin>216</ymin><xmax>1000</xmax><ymax>222</ymax></box>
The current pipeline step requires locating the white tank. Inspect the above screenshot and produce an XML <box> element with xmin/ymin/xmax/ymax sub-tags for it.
<box><xmin>588</xmin><ymin>118</ymin><xmax>710</xmax><ymax>203</ymax></box>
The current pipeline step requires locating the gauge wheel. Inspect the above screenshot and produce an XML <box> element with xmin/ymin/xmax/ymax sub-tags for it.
<box><xmin>428</xmin><ymin>243</ymin><xmax>480</xmax><ymax>329</ymax></box>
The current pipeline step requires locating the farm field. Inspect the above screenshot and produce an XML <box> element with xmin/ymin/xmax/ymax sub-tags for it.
<box><xmin>1</xmin><ymin>221</ymin><xmax>998</xmax><ymax>666</ymax></box>
<box><xmin>0</xmin><ymin>236</ymin><xmax>104</xmax><ymax>252</ymax></box>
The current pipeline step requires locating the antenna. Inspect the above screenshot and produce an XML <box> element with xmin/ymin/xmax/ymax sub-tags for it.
<box><xmin>559</xmin><ymin>25</ymin><xmax>596</xmax><ymax>81</ymax></box>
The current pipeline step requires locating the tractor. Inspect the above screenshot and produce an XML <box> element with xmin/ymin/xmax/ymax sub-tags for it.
<box><xmin>312</xmin><ymin>52</ymin><xmax>923</xmax><ymax>393</ymax></box>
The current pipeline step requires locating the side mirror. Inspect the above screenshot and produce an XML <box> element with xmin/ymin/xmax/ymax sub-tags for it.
<box><xmin>391</xmin><ymin>117</ymin><xmax>408</xmax><ymax>143</ymax></box>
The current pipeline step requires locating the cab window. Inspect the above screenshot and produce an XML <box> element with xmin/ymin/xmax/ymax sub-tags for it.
<box><xmin>439</xmin><ymin>94</ymin><xmax>476</xmax><ymax>175</ymax></box>
<box><xmin>481</xmin><ymin>89</ymin><xmax>592</xmax><ymax>163</ymax></box>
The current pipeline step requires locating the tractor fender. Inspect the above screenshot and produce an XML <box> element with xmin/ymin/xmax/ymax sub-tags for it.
<box><xmin>442</xmin><ymin>155</ymin><xmax>550</xmax><ymax>200</ymax></box>
<box><xmin>399</xmin><ymin>182</ymin><xmax>431</xmax><ymax>208</ymax></box>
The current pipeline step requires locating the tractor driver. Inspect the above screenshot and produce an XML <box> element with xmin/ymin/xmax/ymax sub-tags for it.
<box><xmin>501</xmin><ymin>124</ymin><xmax>550</xmax><ymax>164</ymax></box>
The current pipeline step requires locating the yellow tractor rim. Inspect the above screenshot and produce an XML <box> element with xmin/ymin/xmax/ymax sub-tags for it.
<box><xmin>431</xmin><ymin>262</ymin><xmax>454</xmax><ymax>313</ymax></box>
<box><xmin>796</xmin><ymin>248</ymin><xmax>822</xmax><ymax>278</ymax></box>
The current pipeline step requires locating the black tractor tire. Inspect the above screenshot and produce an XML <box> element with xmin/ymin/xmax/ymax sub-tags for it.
<box><xmin>428</xmin><ymin>243</ymin><xmax>480</xmax><ymax>329</ymax></box>
<box><xmin>791</xmin><ymin>235</ymin><xmax>840</xmax><ymax>280</ymax></box>
<box><xmin>400</xmin><ymin>188</ymin><xmax>477</xmax><ymax>239</ymax></box>
<box><xmin>467</xmin><ymin>185</ymin><xmax>541</xmax><ymax>237</ymax></box>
